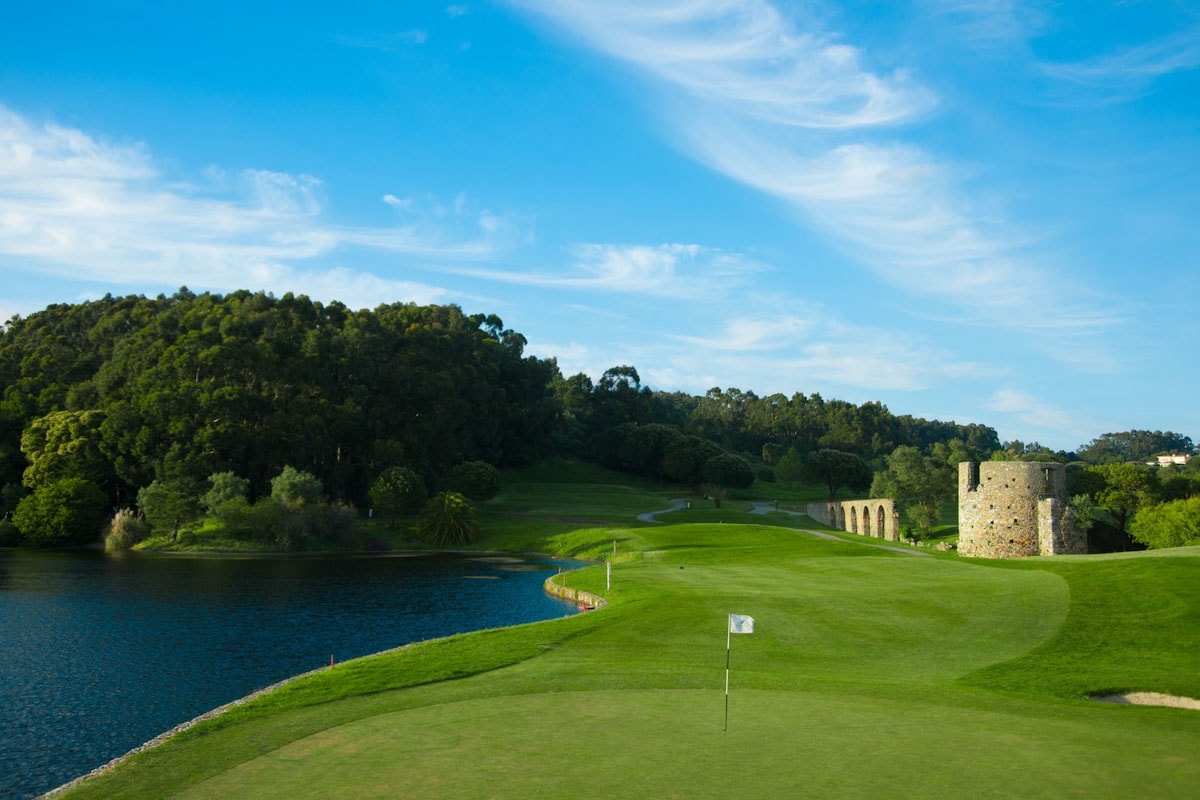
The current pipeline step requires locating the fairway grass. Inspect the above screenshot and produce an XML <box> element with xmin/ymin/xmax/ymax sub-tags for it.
<box><xmin>168</xmin><ymin>689</ymin><xmax>1199</xmax><ymax>800</ymax></box>
<box><xmin>55</xmin><ymin>466</ymin><xmax>1200</xmax><ymax>799</ymax></box>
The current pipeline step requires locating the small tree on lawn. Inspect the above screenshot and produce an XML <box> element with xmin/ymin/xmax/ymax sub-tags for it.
<box><xmin>201</xmin><ymin>471</ymin><xmax>250</xmax><ymax>516</ymax></box>
<box><xmin>701</xmin><ymin>453</ymin><xmax>754</xmax><ymax>508</ymax></box>
<box><xmin>138</xmin><ymin>479</ymin><xmax>201</xmax><ymax>541</ymax></box>
<box><xmin>416</xmin><ymin>491</ymin><xmax>481</xmax><ymax>546</ymax></box>
<box><xmin>870</xmin><ymin>446</ymin><xmax>952</xmax><ymax>537</ymax></box>
<box><xmin>663</xmin><ymin>436</ymin><xmax>722</xmax><ymax>487</ymax></box>
<box><xmin>369</xmin><ymin>466</ymin><xmax>427</xmax><ymax>526</ymax></box>
<box><xmin>270</xmin><ymin>466</ymin><xmax>323</xmax><ymax>508</ymax></box>
<box><xmin>802</xmin><ymin>449</ymin><xmax>873</xmax><ymax>501</ymax></box>
<box><xmin>774</xmin><ymin>447</ymin><xmax>805</xmax><ymax>486</ymax></box>
<box><xmin>1089</xmin><ymin>462</ymin><xmax>1161</xmax><ymax>549</ymax></box>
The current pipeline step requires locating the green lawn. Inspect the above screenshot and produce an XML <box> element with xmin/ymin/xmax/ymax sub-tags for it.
<box><xmin>58</xmin><ymin>465</ymin><xmax>1200</xmax><ymax>799</ymax></box>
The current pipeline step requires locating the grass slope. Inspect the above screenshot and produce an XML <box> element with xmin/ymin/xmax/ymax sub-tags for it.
<box><xmin>58</xmin><ymin>464</ymin><xmax>1200</xmax><ymax>799</ymax></box>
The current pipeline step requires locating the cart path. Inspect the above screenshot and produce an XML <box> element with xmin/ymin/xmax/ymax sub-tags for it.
<box><xmin>636</xmin><ymin>499</ymin><xmax>689</xmax><ymax>523</ymax></box>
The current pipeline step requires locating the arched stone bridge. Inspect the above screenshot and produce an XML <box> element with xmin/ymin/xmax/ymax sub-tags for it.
<box><xmin>803</xmin><ymin>498</ymin><xmax>901</xmax><ymax>541</ymax></box>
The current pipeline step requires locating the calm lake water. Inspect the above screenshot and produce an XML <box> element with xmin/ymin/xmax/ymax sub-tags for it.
<box><xmin>0</xmin><ymin>549</ymin><xmax>580</xmax><ymax>800</ymax></box>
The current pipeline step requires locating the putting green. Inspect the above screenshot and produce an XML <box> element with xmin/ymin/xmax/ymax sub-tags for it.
<box><xmin>171</xmin><ymin>688</ymin><xmax>1200</xmax><ymax>799</ymax></box>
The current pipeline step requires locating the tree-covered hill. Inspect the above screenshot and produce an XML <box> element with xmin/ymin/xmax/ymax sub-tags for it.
<box><xmin>1</xmin><ymin>288</ymin><xmax>1019</xmax><ymax>547</ymax></box>
<box><xmin>0</xmin><ymin>290</ymin><xmax>557</xmax><ymax>516</ymax></box>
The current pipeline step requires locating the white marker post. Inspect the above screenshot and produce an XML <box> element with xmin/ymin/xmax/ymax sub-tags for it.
<box><xmin>725</xmin><ymin>613</ymin><xmax>754</xmax><ymax>731</ymax></box>
<box><xmin>608</xmin><ymin>541</ymin><xmax>616</xmax><ymax>593</ymax></box>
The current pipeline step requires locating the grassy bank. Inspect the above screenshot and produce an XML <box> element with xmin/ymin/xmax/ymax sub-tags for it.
<box><xmin>56</xmin><ymin>464</ymin><xmax>1200</xmax><ymax>799</ymax></box>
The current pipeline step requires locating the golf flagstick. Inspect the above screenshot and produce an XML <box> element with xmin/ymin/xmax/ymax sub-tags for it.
<box><xmin>725</xmin><ymin>613</ymin><xmax>754</xmax><ymax>731</ymax></box>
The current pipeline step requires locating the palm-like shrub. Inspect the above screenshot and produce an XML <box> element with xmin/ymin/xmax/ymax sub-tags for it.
<box><xmin>104</xmin><ymin>508</ymin><xmax>150</xmax><ymax>551</ymax></box>
<box><xmin>416</xmin><ymin>491</ymin><xmax>481</xmax><ymax>546</ymax></box>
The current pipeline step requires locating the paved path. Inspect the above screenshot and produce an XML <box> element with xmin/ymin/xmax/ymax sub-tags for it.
<box><xmin>637</xmin><ymin>499</ymin><xmax>689</xmax><ymax>523</ymax></box>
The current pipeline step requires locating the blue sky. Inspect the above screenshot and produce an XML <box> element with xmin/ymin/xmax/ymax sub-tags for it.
<box><xmin>1</xmin><ymin>1</ymin><xmax>1197</xmax><ymax>452</ymax></box>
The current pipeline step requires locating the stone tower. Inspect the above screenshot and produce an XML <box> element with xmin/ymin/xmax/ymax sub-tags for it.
<box><xmin>958</xmin><ymin>461</ymin><xmax>1086</xmax><ymax>558</ymax></box>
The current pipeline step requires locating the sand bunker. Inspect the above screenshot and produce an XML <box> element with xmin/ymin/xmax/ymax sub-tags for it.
<box><xmin>1092</xmin><ymin>692</ymin><xmax>1200</xmax><ymax>710</ymax></box>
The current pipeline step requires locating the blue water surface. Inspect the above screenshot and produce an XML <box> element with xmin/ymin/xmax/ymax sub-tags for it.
<box><xmin>0</xmin><ymin>549</ymin><xmax>579</xmax><ymax>799</ymax></box>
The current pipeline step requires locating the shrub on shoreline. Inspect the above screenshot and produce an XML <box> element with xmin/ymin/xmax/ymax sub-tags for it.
<box><xmin>104</xmin><ymin>508</ymin><xmax>150</xmax><ymax>551</ymax></box>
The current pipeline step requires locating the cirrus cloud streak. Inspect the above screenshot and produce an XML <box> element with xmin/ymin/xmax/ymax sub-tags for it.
<box><xmin>438</xmin><ymin>242</ymin><xmax>763</xmax><ymax>299</ymax></box>
<box><xmin>508</xmin><ymin>0</ymin><xmax>1123</xmax><ymax>346</ymax></box>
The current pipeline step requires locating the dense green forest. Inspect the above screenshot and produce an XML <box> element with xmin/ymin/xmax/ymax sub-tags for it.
<box><xmin>0</xmin><ymin>289</ymin><xmax>1195</xmax><ymax>549</ymax></box>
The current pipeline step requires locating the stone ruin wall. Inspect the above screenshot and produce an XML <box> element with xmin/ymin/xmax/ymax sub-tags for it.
<box><xmin>1038</xmin><ymin>497</ymin><xmax>1087</xmax><ymax>556</ymax></box>
<box><xmin>804</xmin><ymin>498</ymin><xmax>901</xmax><ymax>542</ymax></box>
<box><xmin>958</xmin><ymin>461</ymin><xmax>1086</xmax><ymax>558</ymax></box>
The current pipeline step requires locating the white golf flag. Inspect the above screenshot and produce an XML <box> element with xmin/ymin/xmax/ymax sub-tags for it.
<box><xmin>729</xmin><ymin>614</ymin><xmax>754</xmax><ymax>634</ymax></box>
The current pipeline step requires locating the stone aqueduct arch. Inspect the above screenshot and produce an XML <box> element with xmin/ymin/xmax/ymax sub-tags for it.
<box><xmin>805</xmin><ymin>498</ymin><xmax>901</xmax><ymax>542</ymax></box>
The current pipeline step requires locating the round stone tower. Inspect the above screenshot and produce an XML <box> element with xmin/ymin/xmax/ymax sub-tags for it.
<box><xmin>958</xmin><ymin>461</ymin><xmax>1079</xmax><ymax>558</ymax></box>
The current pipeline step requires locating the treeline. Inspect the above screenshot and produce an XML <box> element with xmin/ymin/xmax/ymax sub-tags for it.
<box><xmin>553</xmin><ymin>368</ymin><xmax>1004</xmax><ymax>467</ymax></box>
<box><xmin>1075</xmin><ymin>431</ymin><xmax>1194</xmax><ymax>465</ymax></box>
<box><xmin>2</xmin><ymin>289</ymin><xmax>1194</xmax><ymax>550</ymax></box>
<box><xmin>1069</xmin><ymin>459</ymin><xmax>1200</xmax><ymax>551</ymax></box>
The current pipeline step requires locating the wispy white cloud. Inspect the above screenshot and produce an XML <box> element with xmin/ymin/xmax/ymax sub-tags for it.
<box><xmin>523</xmin><ymin>339</ymin><xmax>622</xmax><ymax>382</ymax></box>
<box><xmin>985</xmin><ymin>388</ymin><xmax>1096</xmax><ymax>444</ymax></box>
<box><xmin>263</xmin><ymin>266</ymin><xmax>453</xmax><ymax>311</ymax></box>
<box><xmin>507</xmin><ymin>0</ymin><xmax>1121</xmax><ymax>346</ymax></box>
<box><xmin>670</xmin><ymin>314</ymin><xmax>815</xmax><ymax>352</ymax></box>
<box><xmin>1041</xmin><ymin>25</ymin><xmax>1200</xmax><ymax>101</ymax></box>
<box><xmin>446</xmin><ymin>4</ymin><xmax>470</xmax><ymax>18</ymax></box>
<box><xmin>522</xmin><ymin>272</ymin><xmax>997</xmax><ymax>400</ymax></box>
<box><xmin>246</xmin><ymin>170</ymin><xmax>323</xmax><ymax>217</ymax></box>
<box><xmin>685</xmin><ymin>125</ymin><xmax>1121</xmax><ymax>332</ymax></box>
<box><xmin>382</xmin><ymin>193</ymin><xmax>413</xmax><ymax>211</ymax></box>
<box><xmin>640</xmin><ymin>338</ymin><xmax>967</xmax><ymax>395</ymax></box>
<box><xmin>0</xmin><ymin>106</ymin><xmax>508</xmax><ymax>301</ymax></box>
<box><xmin>334</xmin><ymin>30</ymin><xmax>429</xmax><ymax>51</ymax></box>
<box><xmin>529</xmin><ymin>300</ymin><xmax>989</xmax><ymax>396</ymax></box>
<box><xmin>439</xmin><ymin>242</ymin><xmax>762</xmax><ymax>298</ymax></box>
<box><xmin>664</xmin><ymin>312</ymin><xmax>988</xmax><ymax>393</ymax></box>
<box><xmin>510</xmin><ymin>0</ymin><xmax>935</xmax><ymax>129</ymax></box>
<box><xmin>921</xmin><ymin>0</ymin><xmax>1046</xmax><ymax>47</ymax></box>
